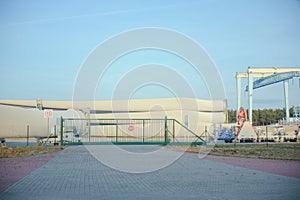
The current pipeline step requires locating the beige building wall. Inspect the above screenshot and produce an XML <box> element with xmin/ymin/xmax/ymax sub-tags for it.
<box><xmin>0</xmin><ymin>98</ymin><xmax>226</xmax><ymax>138</ymax></box>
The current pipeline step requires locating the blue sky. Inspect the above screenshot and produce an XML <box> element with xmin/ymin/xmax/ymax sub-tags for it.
<box><xmin>0</xmin><ymin>0</ymin><xmax>299</xmax><ymax>109</ymax></box>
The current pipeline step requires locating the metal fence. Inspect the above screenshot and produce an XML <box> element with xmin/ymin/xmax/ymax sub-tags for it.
<box><xmin>60</xmin><ymin>117</ymin><xmax>205</xmax><ymax>145</ymax></box>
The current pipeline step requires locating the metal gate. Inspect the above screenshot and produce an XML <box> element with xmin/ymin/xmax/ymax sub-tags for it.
<box><xmin>59</xmin><ymin>117</ymin><xmax>205</xmax><ymax>145</ymax></box>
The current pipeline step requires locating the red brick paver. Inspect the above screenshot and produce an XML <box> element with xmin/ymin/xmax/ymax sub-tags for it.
<box><xmin>204</xmin><ymin>155</ymin><xmax>300</xmax><ymax>179</ymax></box>
<box><xmin>0</xmin><ymin>151</ymin><xmax>60</xmax><ymax>192</ymax></box>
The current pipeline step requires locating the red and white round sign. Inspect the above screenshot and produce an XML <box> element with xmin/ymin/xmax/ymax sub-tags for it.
<box><xmin>44</xmin><ymin>109</ymin><xmax>53</xmax><ymax>118</ymax></box>
<box><xmin>128</xmin><ymin>125</ymin><xmax>134</xmax><ymax>131</ymax></box>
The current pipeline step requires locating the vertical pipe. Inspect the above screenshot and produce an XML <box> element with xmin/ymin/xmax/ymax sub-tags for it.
<box><xmin>284</xmin><ymin>80</ymin><xmax>290</xmax><ymax>124</ymax></box>
<box><xmin>248</xmin><ymin>73</ymin><xmax>253</xmax><ymax>124</ymax></box>
<box><xmin>236</xmin><ymin>75</ymin><xmax>241</xmax><ymax>119</ymax></box>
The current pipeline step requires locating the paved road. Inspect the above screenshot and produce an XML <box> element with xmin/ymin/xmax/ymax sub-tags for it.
<box><xmin>1</xmin><ymin>146</ymin><xmax>299</xmax><ymax>200</ymax></box>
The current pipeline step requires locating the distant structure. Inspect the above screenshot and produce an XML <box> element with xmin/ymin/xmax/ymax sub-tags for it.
<box><xmin>36</xmin><ymin>99</ymin><xmax>43</xmax><ymax>110</ymax></box>
<box><xmin>236</xmin><ymin>106</ymin><xmax>257</xmax><ymax>142</ymax></box>
<box><xmin>292</xmin><ymin>106</ymin><xmax>300</xmax><ymax>123</ymax></box>
<box><xmin>237</xmin><ymin>107</ymin><xmax>247</xmax><ymax>134</ymax></box>
<box><xmin>293</xmin><ymin>106</ymin><xmax>300</xmax><ymax>118</ymax></box>
<box><xmin>236</xmin><ymin>67</ymin><xmax>300</xmax><ymax>124</ymax></box>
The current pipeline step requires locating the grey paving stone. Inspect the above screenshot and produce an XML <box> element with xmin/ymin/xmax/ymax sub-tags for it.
<box><xmin>1</xmin><ymin>145</ymin><xmax>299</xmax><ymax>200</ymax></box>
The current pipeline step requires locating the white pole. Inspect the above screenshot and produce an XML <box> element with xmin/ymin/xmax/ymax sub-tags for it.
<box><xmin>284</xmin><ymin>80</ymin><xmax>290</xmax><ymax>124</ymax></box>
<box><xmin>236</xmin><ymin>76</ymin><xmax>241</xmax><ymax>119</ymax></box>
<box><xmin>248</xmin><ymin>73</ymin><xmax>253</xmax><ymax>124</ymax></box>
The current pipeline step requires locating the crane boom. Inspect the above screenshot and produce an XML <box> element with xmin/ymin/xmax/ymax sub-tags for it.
<box><xmin>245</xmin><ymin>71</ymin><xmax>300</xmax><ymax>91</ymax></box>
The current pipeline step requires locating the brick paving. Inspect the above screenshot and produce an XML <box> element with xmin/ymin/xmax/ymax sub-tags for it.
<box><xmin>0</xmin><ymin>151</ymin><xmax>61</xmax><ymax>192</ymax></box>
<box><xmin>204</xmin><ymin>154</ymin><xmax>300</xmax><ymax>179</ymax></box>
<box><xmin>1</xmin><ymin>146</ymin><xmax>299</xmax><ymax>200</ymax></box>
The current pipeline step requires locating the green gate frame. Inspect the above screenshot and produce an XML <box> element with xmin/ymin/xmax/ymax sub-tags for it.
<box><xmin>60</xmin><ymin>116</ymin><xmax>205</xmax><ymax>146</ymax></box>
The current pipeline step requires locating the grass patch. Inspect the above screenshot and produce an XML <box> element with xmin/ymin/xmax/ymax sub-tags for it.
<box><xmin>170</xmin><ymin>143</ymin><xmax>300</xmax><ymax>160</ymax></box>
<box><xmin>0</xmin><ymin>146</ymin><xmax>63</xmax><ymax>158</ymax></box>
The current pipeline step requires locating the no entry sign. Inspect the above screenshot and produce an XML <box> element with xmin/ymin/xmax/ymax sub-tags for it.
<box><xmin>128</xmin><ymin>125</ymin><xmax>134</xmax><ymax>131</ymax></box>
<box><xmin>44</xmin><ymin>109</ymin><xmax>53</xmax><ymax>118</ymax></box>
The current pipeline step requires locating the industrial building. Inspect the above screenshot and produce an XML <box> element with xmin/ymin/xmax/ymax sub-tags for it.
<box><xmin>0</xmin><ymin>98</ymin><xmax>227</xmax><ymax>141</ymax></box>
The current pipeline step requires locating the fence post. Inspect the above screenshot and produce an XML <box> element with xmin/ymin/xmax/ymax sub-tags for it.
<box><xmin>88</xmin><ymin>118</ymin><xmax>91</xmax><ymax>143</ymax></box>
<box><xmin>60</xmin><ymin>116</ymin><xmax>63</xmax><ymax>147</ymax></box>
<box><xmin>266</xmin><ymin>126</ymin><xmax>268</xmax><ymax>148</ymax></box>
<box><xmin>54</xmin><ymin>125</ymin><xmax>56</xmax><ymax>145</ymax></box>
<box><xmin>164</xmin><ymin>116</ymin><xmax>168</xmax><ymax>144</ymax></box>
<box><xmin>116</xmin><ymin>119</ymin><xmax>118</xmax><ymax>143</ymax></box>
<box><xmin>142</xmin><ymin>119</ymin><xmax>145</xmax><ymax>143</ymax></box>
<box><xmin>173</xmin><ymin>120</ymin><xmax>175</xmax><ymax>141</ymax></box>
<box><xmin>26</xmin><ymin>125</ymin><xmax>29</xmax><ymax>146</ymax></box>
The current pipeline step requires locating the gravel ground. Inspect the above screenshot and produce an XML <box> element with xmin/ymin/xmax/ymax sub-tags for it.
<box><xmin>0</xmin><ymin>151</ymin><xmax>61</xmax><ymax>192</ymax></box>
